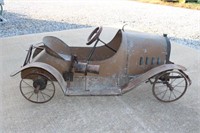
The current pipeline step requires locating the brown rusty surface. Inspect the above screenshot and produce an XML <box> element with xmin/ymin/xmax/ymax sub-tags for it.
<box><xmin>10</xmin><ymin>27</ymin><xmax>191</xmax><ymax>97</ymax></box>
<box><xmin>32</xmin><ymin>49</ymin><xmax>72</xmax><ymax>73</ymax></box>
<box><xmin>67</xmin><ymin>76</ymin><xmax>121</xmax><ymax>96</ymax></box>
<box><xmin>70</xmin><ymin>30</ymin><xmax>122</xmax><ymax>61</ymax></box>
<box><xmin>74</xmin><ymin>62</ymin><xmax>100</xmax><ymax>74</ymax></box>
<box><xmin>70</xmin><ymin>29</ymin><xmax>127</xmax><ymax>77</ymax></box>
<box><xmin>125</xmin><ymin>31</ymin><xmax>170</xmax><ymax>75</ymax></box>
<box><xmin>43</xmin><ymin>36</ymin><xmax>71</xmax><ymax>55</ymax></box>
<box><xmin>11</xmin><ymin>62</ymin><xmax>67</xmax><ymax>94</ymax></box>
<box><xmin>88</xmin><ymin>30</ymin><xmax>127</xmax><ymax>77</ymax></box>
<box><xmin>121</xmin><ymin>64</ymin><xmax>187</xmax><ymax>94</ymax></box>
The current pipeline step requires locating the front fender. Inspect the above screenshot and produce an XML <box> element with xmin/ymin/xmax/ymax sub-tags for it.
<box><xmin>122</xmin><ymin>64</ymin><xmax>191</xmax><ymax>94</ymax></box>
<box><xmin>10</xmin><ymin>62</ymin><xmax>67</xmax><ymax>94</ymax></box>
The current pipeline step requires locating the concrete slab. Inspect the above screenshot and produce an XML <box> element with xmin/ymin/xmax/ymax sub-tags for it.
<box><xmin>0</xmin><ymin>28</ymin><xmax>200</xmax><ymax>133</ymax></box>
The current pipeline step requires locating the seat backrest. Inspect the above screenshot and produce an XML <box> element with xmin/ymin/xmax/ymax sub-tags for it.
<box><xmin>43</xmin><ymin>36</ymin><xmax>71</xmax><ymax>55</ymax></box>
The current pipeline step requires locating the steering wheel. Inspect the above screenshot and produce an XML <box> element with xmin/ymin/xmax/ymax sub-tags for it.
<box><xmin>86</xmin><ymin>27</ymin><xmax>102</xmax><ymax>45</ymax></box>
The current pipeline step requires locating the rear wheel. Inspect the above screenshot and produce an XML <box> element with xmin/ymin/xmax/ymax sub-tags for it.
<box><xmin>152</xmin><ymin>70</ymin><xmax>187</xmax><ymax>102</ymax></box>
<box><xmin>20</xmin><ymin>73</ymin><xmax>55</xmax><ymax>103</ymax></box>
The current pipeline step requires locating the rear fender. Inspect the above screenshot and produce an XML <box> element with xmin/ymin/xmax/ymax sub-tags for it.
<box><xmin>10</xmin><ymin>62</ymin><xmax>67</xmax><ymax>94</ymax></box>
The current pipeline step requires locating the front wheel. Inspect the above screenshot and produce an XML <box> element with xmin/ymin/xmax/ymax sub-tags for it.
<box><xmin>152</xmin><ymin>70</ymin><xmax>187</xmax><ymax>102</ymax></box>
<box><xmin>20</xmin><ymin>73</ymin><xmax>55</xmax><ymax>103</ymax></box>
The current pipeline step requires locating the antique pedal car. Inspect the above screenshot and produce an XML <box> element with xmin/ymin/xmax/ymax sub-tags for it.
<box><xmin>11</xmin><ymin>27</ymin><xmax>191</xmax><ymax>103</ymax></box>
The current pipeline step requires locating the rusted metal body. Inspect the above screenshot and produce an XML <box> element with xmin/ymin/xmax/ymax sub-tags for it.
<box><xmin>11</xmin><ymin>27</ymin><xmax>191</xmax><ymax>103</ymax></box>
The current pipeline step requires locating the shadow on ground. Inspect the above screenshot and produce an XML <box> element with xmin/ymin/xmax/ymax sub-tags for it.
<box><xmin>0</xmin><ymin>11</ymin><xmax>91</xmax><ymax>38</ymax></box>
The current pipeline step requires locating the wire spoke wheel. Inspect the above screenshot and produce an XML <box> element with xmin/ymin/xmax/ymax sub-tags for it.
<box><xmin>152</xmin><ymin>70</ymin><xmax>187</xmax><ymax>102</ymax></box>
<box><xmin>20</xmin><ymin>73</ymin><xmax>55</xmax><ymax>103</ymax></box>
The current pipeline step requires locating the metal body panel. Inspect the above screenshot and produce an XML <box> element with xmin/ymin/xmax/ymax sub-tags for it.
<box><xmin>89</xmin><ymin>31</ymin><xmax>127</xmax><ymax>77</ymax></box>
<box><xmin>70</xmin><ymin>30</ymin><xmax>122</xmax><ymax>61</ymax></box>
<box><xmin>66</xmin><ymin>30</ymin><xmax>129</xmax><ymax>94</ymax></box>
<box><xmin>32</xmin><ymin>49</ymin><xmax>72</xmax><ymax>74</ymax></box>
<box><xmin>70</xmin><ymin>30</ymin><xmax>128</xmax><ymax>87</ymax></box>
<box><xmin>43</xmin><ymin>36</ymin><xmax>71</xmax><ymax>55</ymax></box>
<box><xmin>66</xmin><ymin>76</ymin><xmax>121</xmax><ymax>96</ymax></box>
<box><xmin>124</xmin><ymin>31</ymin><xmax>169</xmax><ymax>75</ymax></box>
<box><xmin>11</xmin><ymin>62</ymin><xmax>67</xmax><ymax>94</ymax></box>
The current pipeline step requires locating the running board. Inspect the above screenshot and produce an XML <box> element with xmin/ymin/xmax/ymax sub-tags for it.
<box><xmin>65</xmin><ymin>87</ymin><xmax>121</xmax><ymax>96</ymax></box>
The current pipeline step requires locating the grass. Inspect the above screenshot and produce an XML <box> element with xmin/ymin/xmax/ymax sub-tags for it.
<box><xmin>132</xmin><ymin>0</ymin><xmax>200</xmax><ymax>10</ymax></box>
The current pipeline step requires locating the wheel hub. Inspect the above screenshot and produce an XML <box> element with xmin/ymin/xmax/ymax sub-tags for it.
<box><xmin>166</xmin><ymin>82</ymin><xmax>174</xmax><ymax>91</ymax></box>
<box><xmin>33</xmin><ymin>78</ymin><xmax>47</xmax><ymax>91</ymax></box>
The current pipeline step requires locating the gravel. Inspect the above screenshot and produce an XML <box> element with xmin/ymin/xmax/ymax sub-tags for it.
<box><xmin>0</xmin><ymin>0</ymin><xmax>200</xmax><ymax>50</ymax></box>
